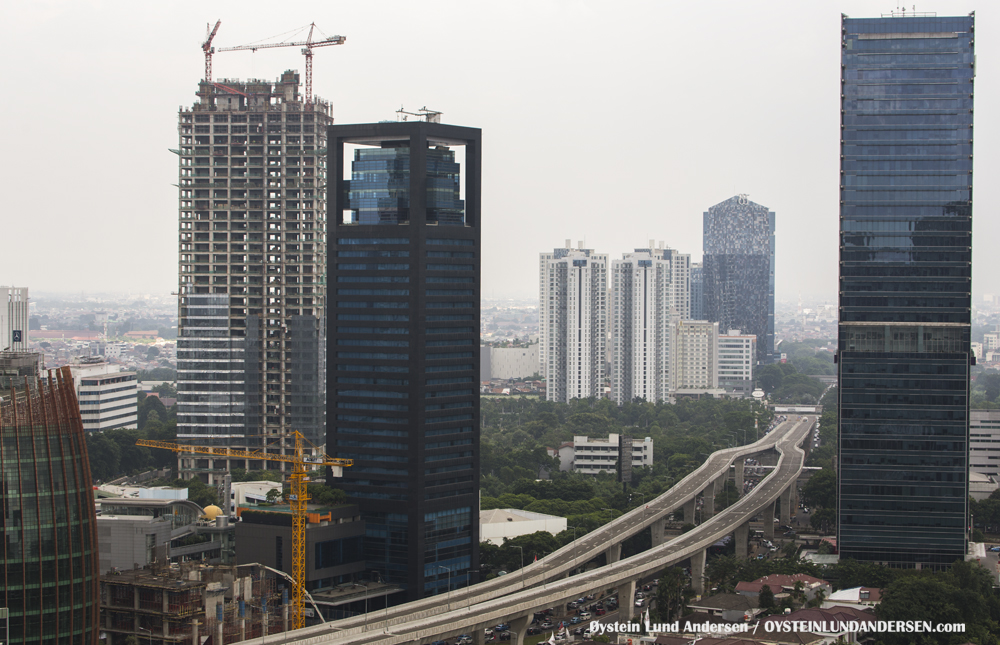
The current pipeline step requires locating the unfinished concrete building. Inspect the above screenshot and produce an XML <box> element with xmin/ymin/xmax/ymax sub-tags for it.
<box><xmin>176</xmin><ymin>71</ymin><xmax>331</xmax><ymax>483</ymax></box>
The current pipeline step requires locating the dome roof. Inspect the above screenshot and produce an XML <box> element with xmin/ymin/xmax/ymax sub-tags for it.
<box><xmin>202</xmin><ymin>505</ymin><xmax>224</xmax><ymax>520</ymax></box>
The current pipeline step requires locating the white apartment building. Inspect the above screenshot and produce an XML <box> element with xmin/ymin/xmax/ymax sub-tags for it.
<box><xmin>489</xmin><ymin>344</ymin><xmax>540</xmax><ymax>380</ymax></box>
<box><xmin>69</xmin><ymin>357</ymin><xmax>138</xmax><ymax>432</ymax></box>
<box><xmin>540</xmin><ymin>244</ymin><xmax>607</xmax><ymax>403</ymax></box>
<box><xmin>0</xmin><ymin>286</ymin><xmax>29</xmax><ymax>352</ymax></box>
<box><xmin>971</xmin><ymin>409</ymin><xmax>1000</xmax><ymax>477</ymax></box>
<box><xmin>673</xmin><ymin>320</ymin><xmax>720</xmax><ymax>394</ymax></box>
<box><xmin>718</xmin><ymin>329</ymin><xmax>756</xmax><ymax>397</ymax></box>
<box><xmin>571</xmin><ymin>434</ymin><xmax>653</xmax><ymax>475</ymax></box>
<box><xmin>610</xmin><ymin>244</ymin><xmax>688</xmax><ymax>404</ymax></box>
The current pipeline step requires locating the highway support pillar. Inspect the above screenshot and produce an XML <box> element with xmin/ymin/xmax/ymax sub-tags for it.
<box><xmin>780</xmin><ymin>485</ymin><xmax>792</xmax><ymax>526</ymax></box>
<box><xmin>606</xmin><ymin>542</ymin><xmax>622</xmax><ymax>564</ymax></box>
<box><xmin>617</xmin><ymin>579</ymin><xmax>636</xmax><ymax>622</ymax></box>
<box><xmin>763</xmin><ymin>500</ymin><xmax>775</xmax><ymax>540</ymax></box>
<box><xmin>691</xmin><ymin>548</ymin><xmax>707</xmax><ymax>596</ymax></box>
<box><xmin>735</xmin><ymin>520</ymin><xmax>750</xmax><ymax>559</ymax></box>
<box><xmin>510</xmin><ymin>615</ymin><xmax>530</xmax><ymax>645</ymax></box>
<box><xmin>473</xmin><ymin>622</ymin><xmax>489</xmax><ymax>645</ymax></box>
<box><xmin>683</xmin><ymin>498</ymin><xmax>696</xmax><ymax>525</ymax></box>
<box><xmin>651</xmin><ymin>518</ymin><xmax>666</xmax><ymax>547</ymax></box>
<box><xmin>735</xmin><ymin>460</ymin><xmax>745</xmax><ymax>495</ymax></box>
<box><xmin>703</xmin><ymin>480</ymin><xmax>716</xmax><ymax>520</ymax></box>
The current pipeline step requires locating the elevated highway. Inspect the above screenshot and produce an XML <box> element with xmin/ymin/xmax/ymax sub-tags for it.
<box><xmin>248</xmin><ymin>416</ymin><xmax>814</xmax><ymax>645</ymax></box>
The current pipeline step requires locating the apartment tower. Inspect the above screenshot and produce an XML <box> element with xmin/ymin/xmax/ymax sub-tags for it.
<box><xmin>176</xmin><ymin>72</ymin><xmax>330</xmax><ymax>482</ymax></box>
<box><xmin>328</xmin><ymin>121</ymin><xmax>481</xmax><ymax>600</ymax></box>
<box><xmin>702</xmin><ymin>195</ymin><xmax>775</xmax><ymax>365</ymax></box>
<box><xmin>1</xmin><ymin>286</ymin><xmax>29</xmax><ymax>352</ymax></box>
<box><xmin>838</xmin><ymin>13</ymin><xmax>973</xmax><ymax>567</ymax></box>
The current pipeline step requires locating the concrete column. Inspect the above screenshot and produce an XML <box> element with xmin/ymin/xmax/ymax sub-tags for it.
<box><xmin>510</xmin><ymin>615</ymin><xmax>530</xmax><ymax>645</ymax></box>
<box><xmin>690</xmin><ymin>548</ymin><xmax>707</xmax><ymax>596</ymax></box>
<box><xmin>683</xmin><ymin>498</ymin><xmax>696</xmax><ymax>524</ymax></box>
<box><xmin>703</xmin><ymin>479</ymin><xmax>716</xmax><ymax>520</ymax></box>
<box><xmin>617</xmin><ymin>579</ymin><xmax>636</xmax><ymax>622</ymax></box>
<box><xmin>605</xmin><ymin>542</ymin><xmax>622</xmax><ymax>564</ymax></box>
<box><xmin>650</xmin><ymin>518</ymin><xmax>666</xmax><ymax>547</ymax></box>
<box><xmin>735</xmin><ymin>520</ymin><xmax>750</xmax><ymax>559</ymax></box>
<box><xmin>780</xmin><ymin>486</ymin><xmax>792</xmax><ymax>525</ymax></box>
<box><xmin>763</xmin><ymin>500</ymin><xmax>775</xmax><ymax>540</ymax></box>
<box><xmin>735</xmin><ymin>460</ymin><xmax>745</xmax><ymax>494</ymax></box>
<box><xmin>472</xmin><ymin>622</ymin><xmax>489</xmax><ymax>645</ymax></box>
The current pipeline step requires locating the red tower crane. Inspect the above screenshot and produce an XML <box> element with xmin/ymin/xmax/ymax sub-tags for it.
<box><xmin>216</xmin><ymin>23</ymin><xmax>346</xmax><ymax>104</ymax></box>
<box><xmin>202</xmin><ymin>20</ymin><xmax>222</xmax><ymax>83</ymax></box>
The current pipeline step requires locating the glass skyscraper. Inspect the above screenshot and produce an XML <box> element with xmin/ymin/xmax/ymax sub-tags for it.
<box><xmin>838</xmin><ymin>13</ymin><xmax>974</xmax><ymax>567</ymax></box>
<box><xmin>328</xmin><ymin>121</ymin><xmax>481</xmax><ymax>601</ymax></box>
<box><xmin>702</xmin><ymin>196</ymin><xmax>775</xmax><ymax>365</ymax></box>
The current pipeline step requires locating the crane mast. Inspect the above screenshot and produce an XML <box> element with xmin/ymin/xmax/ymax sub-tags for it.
<box><xmin>202</xmin><ymin>20</ymin><xmax>222</xmax><ymax>83</ymax></box>
<box><xmin>136</xmin><ymin>433</ymin><xmax>351</xmax><ymax>630</ymax></box>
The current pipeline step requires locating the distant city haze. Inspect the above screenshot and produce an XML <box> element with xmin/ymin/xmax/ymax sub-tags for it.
<box><xmin>2</xmin><ymin>0</ymin><xmax>997</xmax><ymax>302</ymax></box>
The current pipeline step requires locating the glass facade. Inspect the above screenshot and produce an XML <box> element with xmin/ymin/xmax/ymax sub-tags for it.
<box><xmin>329</xmin><ymin>122</ymin><xmax>481</xmax><ymax>601</ymax></box>
<box><xmin>838</xmin><ymin>14</ymin><xmax>973</xmax><ymax>567</ymax></box>
<box><xmin>702</xmin><ymin>196</ymin><xmax>775</xmax><ymax>365</ymax></box>
<box><xmin>1</xmin><ymin>367</ymin><xmax>100</xmax><ymax>645</ymax></box>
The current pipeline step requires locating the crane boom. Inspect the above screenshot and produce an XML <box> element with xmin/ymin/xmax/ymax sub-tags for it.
<box><xmin>137</xmin><ymin>432</ymin><xmax>351</xmax><ymax>630</ymax></box>
<box><xmin>202</xmin><ymin>20</ymin><xmax>222</xmax><ymax>83</ymax></box>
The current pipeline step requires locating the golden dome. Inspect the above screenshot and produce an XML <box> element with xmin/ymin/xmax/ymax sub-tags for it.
<box><xmin>202</xmin><ymin>505</ymin><xmax>224</xmax><ymax>520</ymax></box>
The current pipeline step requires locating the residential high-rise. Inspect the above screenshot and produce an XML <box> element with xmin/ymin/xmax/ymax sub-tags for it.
<box><xmin>540</xmin><ymin>245</ymin><xmax>608</xmax><ymax>403</ymax></box>
<box><xmin>328</xmin><ymin>121</ymin><xmax>481</xmax><ymax>601</ymax></box>
<box><xmin>176</xmin><ymin>72</ymin><xmax>330</xmax><ymax>483</ymax></box>
<box><xmin>717</xmin><ymin>329</ymin><xmax>756</xmax><ymax>397</ymax></box>
<box><xmin>690</xmin><ymin>263</ymin><xmax>704</xmax><ymax>321</ymax></box>
<box><xmin>609</xmin><ymin>244</ymin><xmax>688</xmax><ymax>404</ymax></box>
<box><xmin>1</xmin><ymin>367</ymin><xmax>100</xmax><ymax>645</ymax></box>
<box><xmin>702</xmin><ymin>196</ymin><xmax>775</xmax><ymax>365</ymax></box>
<box><xmin>673</xmin><ymin>320</ymin><xmax>719</xmax><ymax>393</ymax></box>
<box><xmin>1</xmin><ymin>286</ymin><xmax>29</xmax><ymax>352</ymax></box>
<box><xmin>838</xmin><ymin>13</ymin><xmax>973</xmax><ymax>567</ymax></box>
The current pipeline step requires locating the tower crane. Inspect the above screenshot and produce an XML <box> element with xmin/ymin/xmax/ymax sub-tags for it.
<box><xmin>202</xmin><ymin>20</ymin><xmax>222</xmax><ymax>83</ymax></box>
<box><xmin>216</xmin><ymin>23</ymin><xmax>346</xmax><ymax>105</ymax></box>
<box><xmin>136</xmin><ymin>432</ymin><xmax>352</xmax><ymax>630</ymax></box>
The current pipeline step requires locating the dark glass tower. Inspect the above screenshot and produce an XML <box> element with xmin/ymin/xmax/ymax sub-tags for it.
<box><xmin>328</xmin><ymin>121</ymin><xmax>481</xmax><ymax>601</ymax></box>
<box><xmin>838</xmin><ymin>13</ymin><xmax>974</xmax><ymax>567</ymax></box>
<box><xmin>1</xmin><ymin>367</ymin><xmax>100</xmax><ymax>644</ymax></box>
<box><xmin>702</xmin><ymin>196</ymin><xmax>775</xmax><ymax>364</ymax></box>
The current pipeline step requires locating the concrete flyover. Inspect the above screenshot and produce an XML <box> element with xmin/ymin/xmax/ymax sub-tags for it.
<box><xmin>238</xmin><ymin>416</ymin><xmax>814</xmax><ymax>645</ymax></box>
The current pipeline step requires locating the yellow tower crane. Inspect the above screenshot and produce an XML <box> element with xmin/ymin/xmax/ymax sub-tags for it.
<box><xmin>136</xmin><ymin>433</ymin><xmax>352</xmax><ymax>630</ymax></box>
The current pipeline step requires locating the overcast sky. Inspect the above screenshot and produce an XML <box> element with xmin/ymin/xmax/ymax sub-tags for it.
<box><xmin>1</xmin><ymin>0</ymin><xmax>994</xmax><ymax>303</ymax></box>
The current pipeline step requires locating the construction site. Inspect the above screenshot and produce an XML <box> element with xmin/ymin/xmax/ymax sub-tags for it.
<box><xmin>101</xmin><ymin>562</ymin><xmax>291</xmax><ymax>645</ymax></box>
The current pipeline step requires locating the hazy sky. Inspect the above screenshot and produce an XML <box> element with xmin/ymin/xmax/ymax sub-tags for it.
<box><xmin>2</xmin><ymin>0</ymin><xmax>994</xmax><ymax>303</ymax></box>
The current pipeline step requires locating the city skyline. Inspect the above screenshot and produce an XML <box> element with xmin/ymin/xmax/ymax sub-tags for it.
<box><xmin>4</xmin><ymin>0</ymin><xmax>998</xmax><ymax>303</ymax></box>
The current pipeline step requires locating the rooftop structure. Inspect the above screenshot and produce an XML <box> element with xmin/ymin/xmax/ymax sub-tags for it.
<box><xmin>479</xmin><ymin>508</ymin><xmax>568</xmax><ymax>545</ymax></box>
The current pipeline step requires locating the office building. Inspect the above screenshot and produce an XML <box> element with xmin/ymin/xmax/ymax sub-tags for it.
<box><xmin>328</xmin><ymin>121</ymin><xmax>481</xmax><ymax>600</ymax></box>
<box><xmin>718</xmin><ymin>329</ymin><xmax>756</xmax><ymax>397</ymax></box>
<box><xmin>0</xmin><ymin>286</ymin><xmax>29</xmax><ymax>352</ymax></box>
<box><xmin>609</xmin><ymin>245</ymin><xmax>687</xmax><ymax>404</ymax></box>
<box><xmin>69</xmin><ymin>357</ymin><xmax>138</xmax><ymax>431</ymax></box>
<box><xmin>570</xmin><ymin>434</ymin><xmax>654</xmax><ymax>475</ymax></box>
<box><xmin>970</xmin><ymin>410</ymin><xmax>1000</xmax><ymax>477</ymax></box>
<box><xmin>176</xmin><ymin>71</ymin><xmax>330</xmax><ymax>484</ymax></box>
<box><xmin>838</xmin><ymin>13</ymin><xmax>974</xmax><ymax>567</ymax></box>
<box><xmin>1</xmin><ymin>366</ymin><xmax>100</xmax><ymax>644</ymax></box>
<box><xmin>0</xmin><ymin>350</ymin><xmax>42</xmax><ymax>391</ymax></box>
<box><xmin>673</xmin><ymin>320</ymin><xmax>720</xmax><ymax>394</ymax></box>
<box><xmin>539</xmin><ymin>244</ymin><xmax>608</xmax><ymax>403</ymax></box>
<box><xmin>702</xmin><ymin>195</ymin><xmax>775</xmax><ymax>365</ymax></box>
<box><xmin>690</xmin><ymin>262</ymin><xmax>704</xmax><ymax>321</ymax></box>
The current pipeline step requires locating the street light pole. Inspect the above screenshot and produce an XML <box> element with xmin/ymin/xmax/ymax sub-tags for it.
<box><xmin>139</xmin><ymin>626</ymin><xmax>152</xmax><ymax>645</ymax></box>
<box><xmin>358</xmin><ymin>582</ymin><xmax>369</xmax><ymax>631</ymax></box>
<box><xmin>372</xmin><ymin>570</ymin><xmax>390</xmax><ymax>633</ymax></box>
<box><xmin>512</xmin><ymin>545</ymin><xmax>524</xmax><ymax>588</ymax></box>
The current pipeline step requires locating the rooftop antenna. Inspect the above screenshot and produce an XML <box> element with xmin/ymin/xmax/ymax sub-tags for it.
<box><xmin>396</xmin><ymin>106</ymin><xmax>442</xmax><ymax>123</ymax></box>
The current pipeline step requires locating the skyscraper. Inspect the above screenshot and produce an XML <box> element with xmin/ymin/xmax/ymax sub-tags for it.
<box><xmin>176</xmin><ymin>72</ymin><xmax>330</xmax><ymax>483</ymax></box>
<box><xmin>1</xmin><ymin>286</ymin><xmax>29</xmax><ymax>352</ymax></box>
<box><xmin>328</xmin><ymin>121</ymin><xmax>481</xmax><ymax>600</ymax></box>
<box><xmin>609</xmin><ymin>244</ymin><xmax>689</xmax><ymax>404</ymax></box>
<box><xmin>838</xmin><ymin>13</ymin><xmax>974</xmax><ymax>567</ymax></box>
<box><xmin>539</xmin><ymin>245</ymin><xmax>607</xmax><ymax>403</ymax></box>
<box><xmin>1</xmin><ymin>367</ymin><xmax>100</xmax><ymax>645</ymax></box>
<box><xmin>690</xmin><ymin>262</ymin><xmax>704</xmax><ymax>321</ymax></box>
<box><xmin>702</xmin><ymin>196</ymin><xmax>775</xmax><ymax>365</ymax></box>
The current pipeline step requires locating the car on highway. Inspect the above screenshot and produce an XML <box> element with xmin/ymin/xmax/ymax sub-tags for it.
<box><xmin>539</xmin><ymin>621</ymin><xmax>554</xmax><ymax>630</ymax></box>
<box><xmin>494</xmin><ymin>624</ymin><xmax>509</xmax><ymax>633</ymax></box>
<box><xmin>783</xmin><ymin>531</ymin><xmax>797</xmax><ymax>538</ymax></box>
<box><xmin>569</xmin><ymin>616</ymin><xmax>582</xmax><ymax>625</ymax></box>
<box><xmin>635</xmin><ymin>599</ymin><xmax>645</xmax><ymax>608</ymax></box>
<box><xmin>456</xmin><ymin>636</ymin><xmax>472</xmax><ymax>645</ymax></box>
<box><xmin>991</xmin><ymin>546</ymin><xmax>1000</xmax><ymax>552</ymax></box>
<box><xmin>579</xmin><ymin>611</ymin><xmax>592</xmax><ymax>621</ymax></box>
<box><xmin>595</xmin><ymin>607</ymin><xmax>606</xmax><ymax>616</ymax></box>
<box><xmin>527</xmin><ymin>627</ymin><xmax>542</xmax><ymax>636</ymax></box>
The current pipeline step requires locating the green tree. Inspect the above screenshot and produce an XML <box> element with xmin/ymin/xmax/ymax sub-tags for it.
<box><xmin>802</xmin><ymin>468</ymin><xmax>836</xmax><ymax>509</ymax></box>
<box><xmin>86</xmin><ymin>432</ymin><xmax>122</xmax><ymax>482</ymax></box>
<box><xmin>653</xmin><ymin>567</ymin><xmax>692</xmax><ymax>621</ymax></box>
<box><xmin>758</xmin><ymin>584</ymin><xmax>775</xmax><ymax>613</ymax></box>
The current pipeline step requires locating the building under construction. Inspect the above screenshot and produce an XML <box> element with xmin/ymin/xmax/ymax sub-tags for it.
<box><xmin>0</xmin><ymin>367</ymin><xmax>101</xmax><ymax>645</ymax></box>
<box><xmin>100</xmin><ymin>563</ymin><xmax>290</xmax><ymax>645</ymax></box>
<box><xmin>176</xmin><ymin>71</ymin><xmax>331</xmax><ymax>483</ymax></box>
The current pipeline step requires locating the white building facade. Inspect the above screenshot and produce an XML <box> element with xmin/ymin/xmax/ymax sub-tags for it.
<box><xmin>69</xmin><ymin>358</ymin><xmax>139</xmax><ymax>431</ymax></box>
<box><xmin>970</xmin><ymin>409</ymin><xmax>1000</xmax><ymax>477</ymax></box>
<box><xmin>571</xmin><ymin>434</ymin><xmax>653</xmax><ymax>475</ymax></box>
<box><xmin>718</xmin><ymin>329</ymin><xmax>756</xmax><ymax>397</ymax></box>
<box><xmin>0</xmin><ymin>286</ymin><xmax>29</xmax><ymax>352</ymax></box>
<box><xmin>610</xmin><ymin>245</ymin><xmax>687</xmax><ymax>404</ymax></box>
<box><xmin>673</xmin><ymin>320</ymin><xmax>720</xmax><ymax>393</ymax></box>
<box><xmin>539</xmin><ymin>245</ymin><xmax>607</xmax><ymax>403</ymax></box>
